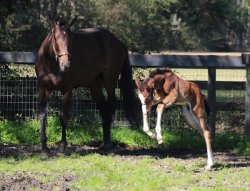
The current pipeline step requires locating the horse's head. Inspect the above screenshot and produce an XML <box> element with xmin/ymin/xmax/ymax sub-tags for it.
<box><xmin>51</xmin><ymin>18</ymin><xmax>72</xmax><ymax>72</ymax></box>
<box><xmin>135</xmin><ymin>78</ymin><xmax>155</xmax><ymax>111</ymax></box>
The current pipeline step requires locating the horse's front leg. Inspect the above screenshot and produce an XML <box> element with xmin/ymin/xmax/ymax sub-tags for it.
<box><xmin>141</xmin><ymin>104</ymin><xmax>155</xmax><ymax>139</ymax></box>
<box><xmin>155</xmin><ymin>104</ymin><xmax>165</xmax><ymax>144</ymax></box>
<box><xmin>38</xmin><ymin>87</ymin><xmax>50</xmax><ymax>154</ymax></box>
<box><xmin>60</xmin><ymin>90</ymin><xmax>72</xmax><ymax>153</ymax></box>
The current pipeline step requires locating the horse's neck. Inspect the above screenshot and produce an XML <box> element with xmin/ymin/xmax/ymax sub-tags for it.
<box><xmin>40</xmin><ymin>36</ymin><xmax>59</xmax><ymax>73</ymax></box>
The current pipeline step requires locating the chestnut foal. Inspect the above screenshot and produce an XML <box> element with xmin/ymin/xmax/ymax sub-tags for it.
<box><xmin>135</xmin><ymin>68</ymin><xmax>213</xmax><ymax>170</ymax></box>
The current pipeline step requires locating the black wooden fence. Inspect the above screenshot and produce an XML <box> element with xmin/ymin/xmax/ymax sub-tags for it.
<box><xmin>0</xmin><ymin>52</ymin><xmax>249</xmax><ymax>135</ymax></box>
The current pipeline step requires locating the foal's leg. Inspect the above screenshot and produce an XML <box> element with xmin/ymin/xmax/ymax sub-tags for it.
<box><xmin>38</xmin><ymin>87</ymin><xmax>50</xmax><ymax>153</ymax></box>
<box><xmin>183</xmin><ymin>104</ymin><xmax>213</xmax><ymax>169</ymax></box>
<box><xmin>183</xmin><ymin>104</ymin><xmax>203</xmax><ymax>135</ymax></box>
<box><xmin>60</xmin><ymin>90</ymin><xmax>72</xmax><ymax>153</ymax></box>
<box><xmin>196</xmin><ymin>112</ymin><xmax>213</xmax><ymax>170</ymax></box>
<box><xmin>141</xmin><ymin>104</ymin><xmax>155</xmax><ymax>139</ymax></box>
<box><xmin>155</xmin><ymin>104</ymin><xmax>165</xmax><ymax>144</ymax></box>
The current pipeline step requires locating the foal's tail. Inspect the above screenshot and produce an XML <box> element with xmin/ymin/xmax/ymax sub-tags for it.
<box><xmin>120</xmin><ymin>53</ymin><xmax>140</xmax><ymax>129</ymax></box>
<box><xmin>203</xmin><ymin>96</ymin><xmax>211</xmax><ymax>117</ymax></box>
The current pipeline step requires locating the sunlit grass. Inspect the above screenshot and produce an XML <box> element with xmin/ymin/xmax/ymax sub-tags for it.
<box><xmin>0</xmin><ymin>117</ymin><xmax>249</xmax><ymax>154</ymax></box>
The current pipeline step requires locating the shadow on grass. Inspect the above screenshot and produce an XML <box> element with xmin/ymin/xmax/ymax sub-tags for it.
<box><xmin>1</xmin><ymin>142</ymin><xmax>250</xmax><ymax>170</ymax></box>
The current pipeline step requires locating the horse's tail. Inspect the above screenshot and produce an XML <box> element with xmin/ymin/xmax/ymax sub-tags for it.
<box><xmin>120</xmin><ymin>52</ymin><xmax>140</xmax><ymax>129</ymax></box>
<box><xmin>203</xmin><ymin>96</ymin><xmax>211</xmax><ymax>117</ymax></box>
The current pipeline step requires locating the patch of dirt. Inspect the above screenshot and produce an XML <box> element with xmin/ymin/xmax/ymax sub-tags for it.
<box><xmin>0</xmin><ymin>172</ymin><xmax>53</xmax><ymax>191</ymax></box>
<box><xmin>0</xmin><ymin>143</ymin><xmax>250</xmax><ymax>190</ymax></box>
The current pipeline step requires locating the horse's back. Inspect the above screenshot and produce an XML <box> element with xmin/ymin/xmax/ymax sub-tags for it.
<box><xmin>71</xmin><ymin>28</ymin><xmax>127</xmax><ymax>85</ymax></box>
<box><xmin>73</xmin><ymin>28</ymin><xmax>126</xmax><ymax>56</ymax></box>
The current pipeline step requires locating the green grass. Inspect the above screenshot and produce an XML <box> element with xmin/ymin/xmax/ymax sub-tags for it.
<box><xmin>0</xmin><ymin>117</ymin><xmax>249</xmax><ymax>154</ymax></box>
<box><xmin>0</xmin><ymin>152</ymin><xmax>250</xmax><ymax>190</ymax></box>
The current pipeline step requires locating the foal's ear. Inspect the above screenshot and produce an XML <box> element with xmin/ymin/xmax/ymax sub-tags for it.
<box><xmin>135</xmin><ymin>78</ymin><xmax>142</xmax><ymax>88</ymax></box>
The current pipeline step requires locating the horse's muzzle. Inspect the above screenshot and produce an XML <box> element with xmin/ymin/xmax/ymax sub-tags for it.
<box><xmin>59</xmin><ymin>62</ymin><xmax>70</xmax><ymax>72</ymax></box>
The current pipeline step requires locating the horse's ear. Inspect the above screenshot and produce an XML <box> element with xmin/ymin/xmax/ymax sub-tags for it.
<box><xmin>69</xmin><ymin>15</ymin><xmax>78</xmax><ymax>28</ymax></box>
<box><xmin>135</xmin><ymin>78</ymin><xmax>142</xmax><ymax>88</ymax></box>
<box><xmin>48</xmin><ymin>13</ymin><xmax>54</xmax><ymax>27</ymax></box>
<box><xmin>49</xmin><ymin>19</ymin><xmax>57</xmax><ymax>31</ymax></box>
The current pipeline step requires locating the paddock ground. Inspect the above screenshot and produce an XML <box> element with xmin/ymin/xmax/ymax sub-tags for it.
<box><xmin>0</xmin><ymin>143</ymin><xmax>249</xmax><ymax>191</ymax></box>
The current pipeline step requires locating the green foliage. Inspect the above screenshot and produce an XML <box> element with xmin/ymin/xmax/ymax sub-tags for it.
<box><xmin>0</xmin><ymin>0</ymin><xmax>47</xmax><ymax>51</ymax></box>
<box><xmin>175</xmin><ymin>0</ymin><xmax>247</xmax><ymax>51</ymax></box>
<box><xmin>0</xmin><ymin>0</ymin><xmax>249</xmax><ymax>52</ymax></box>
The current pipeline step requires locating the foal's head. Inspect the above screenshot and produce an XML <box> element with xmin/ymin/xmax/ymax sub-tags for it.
<box><xmin>51</xmin><ymin>18</ymin><xmax>72</xmax><ymax>72</ymax></box>
<box><xmin>135</xmin><ymin>78</ymin><xmax>155</xmax><ymax>109</ymax></box>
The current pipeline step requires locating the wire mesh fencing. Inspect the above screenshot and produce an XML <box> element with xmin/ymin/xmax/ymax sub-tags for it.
<box><xmin>0</xmin><ymin>67</ymin><xmax>246</xmax><ymax>131</ymax></box>
<box><xmin>0</xmin><ymin>75</ymin><xmax>128</xmax><ymax>125</ymax></box>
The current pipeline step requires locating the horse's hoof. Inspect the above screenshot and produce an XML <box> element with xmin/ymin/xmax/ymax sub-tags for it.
<box><xmin>99</xmin><ymin>142</ymin><xmax>114</xmax><ymax>151</ymax></box>
<box><xmin>59</xmin><ymin>142</ymin><xmax>67</xmax><ymax>153</ymax></box>
<box><xmin>41</xmin><ymin>147</ymin><xmax>51</xmax><ymax>159</ymax></box>
<box><xmin>157</xmin><ymin>139</ymin><xmax>163</xmax><ymax>145</ymax></box>
<box><xmin>42</xmin><ymin>146</ymin><xmax>51</xmax><ymax>154</ymax></box>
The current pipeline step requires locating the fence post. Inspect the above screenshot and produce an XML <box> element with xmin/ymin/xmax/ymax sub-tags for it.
<box><xmin>242</xmin><ymin>53</ymin><xmax>250</xmax><ymax>135</ymax></box>
<box><xmin>208</xmin><ymin>67</ymin><xmax>216</xmax><ymax>138</ymax></box>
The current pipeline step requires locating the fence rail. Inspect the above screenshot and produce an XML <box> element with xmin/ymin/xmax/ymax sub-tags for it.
<box><xmin>0</xmin><ymin>52</ymin><xmax>249</xmax><ymax>135</ymax></box>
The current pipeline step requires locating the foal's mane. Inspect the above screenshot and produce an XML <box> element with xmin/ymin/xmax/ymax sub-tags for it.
<box><xmin>149</xmin><ymin>68</ymin><xmax>173</xmax><ymax>78</ymax></box>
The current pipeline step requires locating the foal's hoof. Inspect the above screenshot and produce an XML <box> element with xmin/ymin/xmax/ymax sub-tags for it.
<box><xmin>157</xmin><ymin>138</ymin><xmax>163</xmax><ymax>145</ymax></box>
<box><xmin>205</xmin><ymin>165</ymin><xmax>213</xmax><ymax>171</ymax></box>
<box><xmin>99</xmin><ymin>142</ymin><xmax>114</xmax><ymax>152</ymax></box>
<box><xmin>145</xmin><ymin>131</ymin><xmax>156</xmax><ymax>139</ymax></box>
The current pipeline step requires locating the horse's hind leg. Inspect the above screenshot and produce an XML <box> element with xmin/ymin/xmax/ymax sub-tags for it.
<box><xmin>60</xmin><ymin>90</ymin><xmax>72</xmax><ymax>153</ymax></box>
<box><xmin>90</xmin><ymin>81</ymin><xmax>113</xmax><ymax>150</ymax></box>
<box><xmin>38</xmin><ymin>87</ymin><xmax>50</xmax><ymax>154</ymax></box>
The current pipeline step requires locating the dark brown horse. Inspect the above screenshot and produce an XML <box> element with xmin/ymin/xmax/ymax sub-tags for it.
<box><xmin>135</xmin><ymin>68</ymin><xmax>213</xmax><ymax>170</ymax></box>
<box><xmin>35</xmin><ymin>17</ymin><xmax>139</xmax><ymax>153</ymax></box>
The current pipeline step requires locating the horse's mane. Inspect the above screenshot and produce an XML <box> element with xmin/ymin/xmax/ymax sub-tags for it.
<box><xmin>149</xmin><ymin>68</ymin><xmax>172</xmax><ymax>78</ymax></box>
